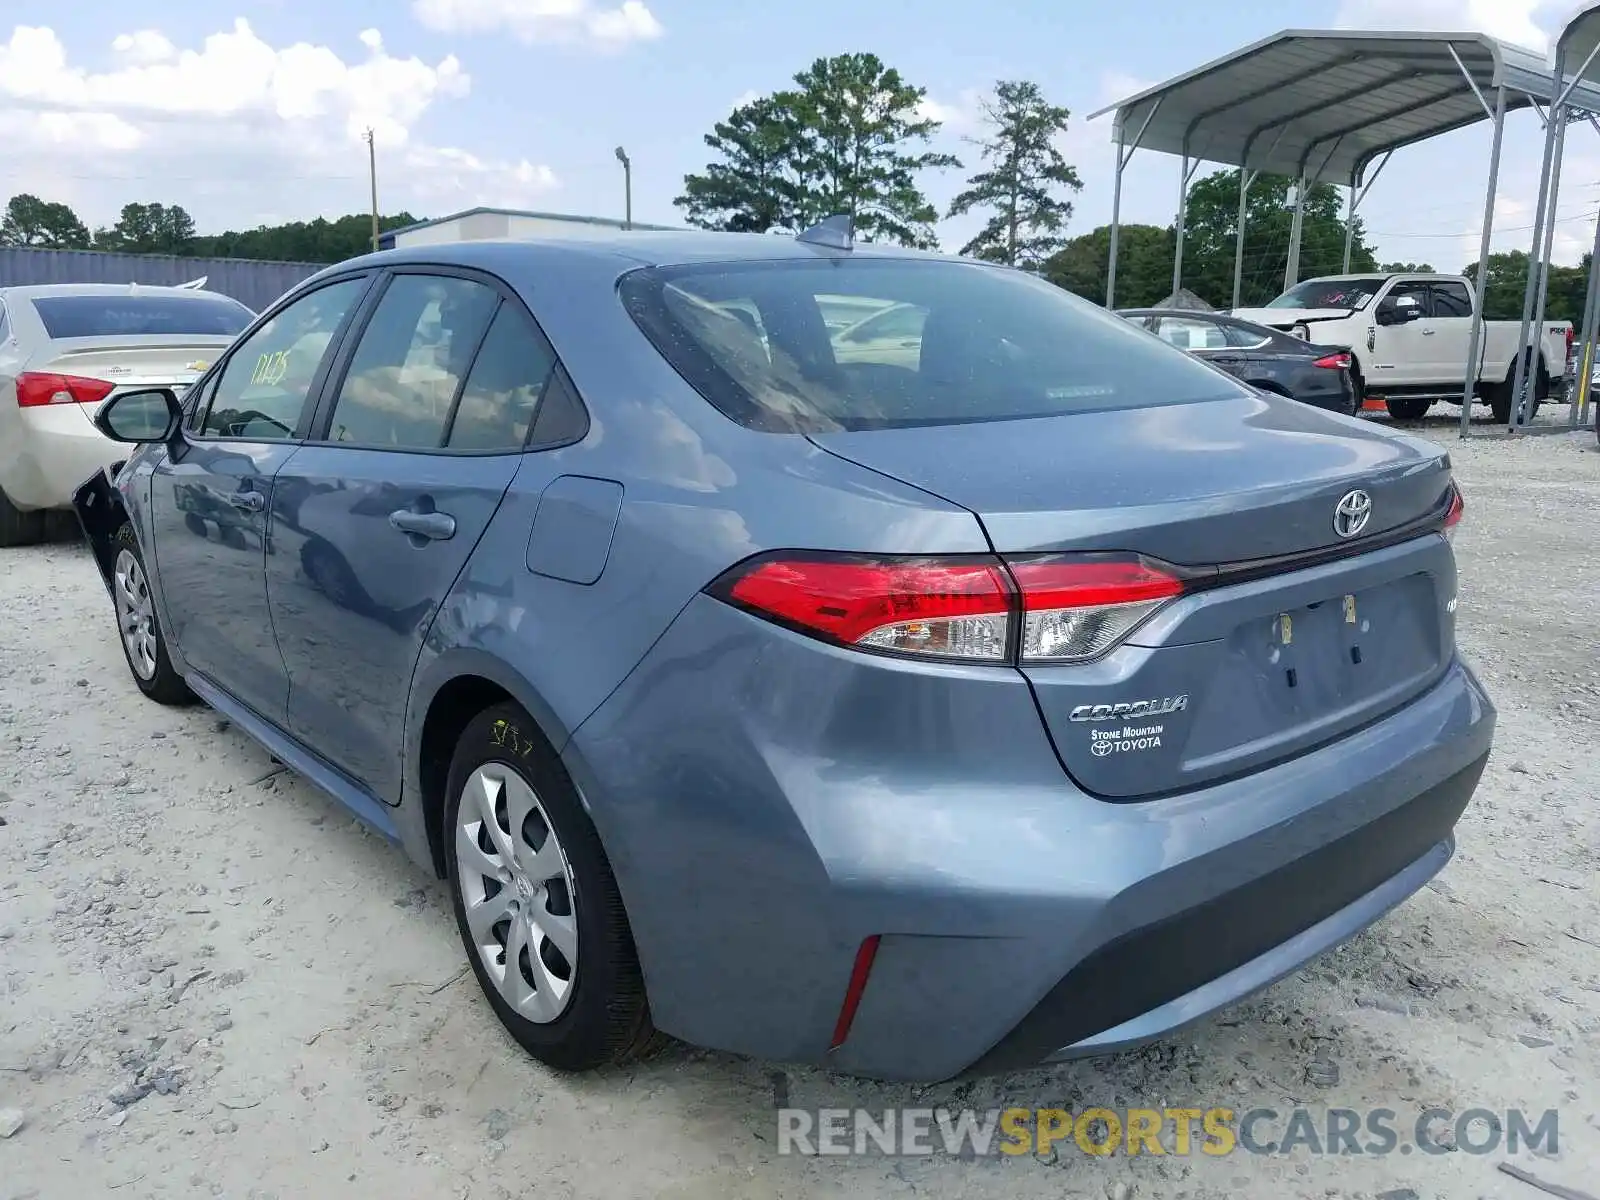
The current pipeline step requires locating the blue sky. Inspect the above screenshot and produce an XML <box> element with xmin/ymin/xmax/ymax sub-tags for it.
<box><xmin>3</xmin><ymin>0</ymin><xmax>1596</xmax><ymax>274</ymax></box>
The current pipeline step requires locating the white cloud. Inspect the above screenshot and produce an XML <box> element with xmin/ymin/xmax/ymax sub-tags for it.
<box><xmin>1335</xmin><ymin>0</ymin><xmax>1550</xmax><ymax>52</ymax></box>
<box><xmin>0</xmin><ymin>20</ymin><xmax>558</xmax><ymax>235</ymax></box>
<box><xmin>411</xmin><ymin>0</ymin><xmax>663</xmax><ymax>47</ymax></box>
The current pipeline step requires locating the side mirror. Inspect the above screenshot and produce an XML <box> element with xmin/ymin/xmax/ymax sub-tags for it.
<box><xmin>92</xmin><ymin>388</ymin><xmax>182</xmax><ymax>444</ymax></box>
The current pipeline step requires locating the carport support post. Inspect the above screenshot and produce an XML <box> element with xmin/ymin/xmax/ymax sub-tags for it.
<box><xmin>1172</xmin><ymin>151</ymin><xmax>1190</xmax><ymax>298</ymax></box>
<box><xmin>1107</xmin><ymin>127</ymin><xmax>1126</xmax><ymax>309</ymax></box>
<box><xmin>1283</xmin><ymin>173</ymin><xmax>1307</xmax><ymax>291</ymax></box>
<box><xmin>1232</xmin><ymin>168</ymin><xmax>1253</xmax><ymax>309</ymax></box>
<box><xmin>1573</xmin><ymin>214</ymin><xmax>1600</xmax><ymax>428</ymax></box>
<box><xmin>1460</xmin><ymin>83</ymin><xmax>1507</xmax><ymax>440</ymax></box>
<box><xmin>1519</xmin><ymin>102</ymin><xmax>1567</xmax><ymax>429</ymax></box>
<box><xmin>1342</xmin><ymin>186</ymin><xmax>1357</xmax><ymax>274</ymax></box>
<box><xmin>1510</xmin><ymin>51</ymin><xmax>1567</xmax><ymax>431</ymax></box>
<box><xmin>1105</xmin><ymin>98</ymin><xmax>1162</xmax><ymax>310</ymax></box>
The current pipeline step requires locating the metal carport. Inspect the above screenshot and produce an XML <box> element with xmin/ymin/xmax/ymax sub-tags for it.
<box><xmin>1517</xmin><ymin>2</ymin><xmax>1600</xmax><ymax>435</ymax></box>
<box><xmin>1089</xmin><ymin>29</ymin><xmax>1600</xmax><ymax>437</ymax></box>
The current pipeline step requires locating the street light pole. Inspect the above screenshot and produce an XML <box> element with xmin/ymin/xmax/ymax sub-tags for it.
<box><xmin>365</xmin><ymin>128</ymin><xmax>380</xmax><ymax>253</ymax></box>
<box><xmin>614</xmin><ymin>146</ymin><xmax>632</xmax><ymax>230</ymax></box>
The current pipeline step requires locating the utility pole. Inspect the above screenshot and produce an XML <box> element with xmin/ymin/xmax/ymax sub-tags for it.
<box><xmin>614</xmin><ymin>146</ymin><xmax>632</xmax><ymax>230</ymax></box>
<box><xmin>365</xmin><ymin>128</ymin><xmax>380</xmax><ymax>252</ymax></box>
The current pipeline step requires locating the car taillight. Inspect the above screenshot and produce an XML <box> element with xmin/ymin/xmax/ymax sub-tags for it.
<box><xmin>15</xmin><ymin>371</ymin><xmax>116</xmax><ymax>408</ymax></box>
<box><xmin>1442</xmin><ymin>483</ymin><xmax>1464</xmax><ymax>542</ymax></box>
<box><xmin>710</xmin><ymin>552</ymin><xmax>1188</xmax><ymax>665</ymax></box>
<box><xmin>1313</xmin><ymin>352</ymin><xmax>1351</xmax><ymax>370</ymax></box>
<box><xmin>1009</xmin><ymin>555</ymin><xmax>1185</xmax><ymax>662</ymax></box>
<box><xmin>720</xmin><ymin>555</ymin><xmax>1013</xmax><ymax>661</ymax></box>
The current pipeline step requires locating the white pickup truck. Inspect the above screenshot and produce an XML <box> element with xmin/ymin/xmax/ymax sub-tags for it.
<box><xmin>1229</xmin><ymin>272</ymin><xmax>1572</xmax><ymax>423</ymax></box>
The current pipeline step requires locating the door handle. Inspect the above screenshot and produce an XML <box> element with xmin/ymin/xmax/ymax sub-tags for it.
<box><xmin>1421</xmin><ymin>329</ymin><xmax>1436</xmax><ymax>336</ymax></box>
<box><xmin>389</xmin><ymin>508</ymin><xmax>456</xmax><ymax>541</ymax></box>
<box><xmin>229</xmin><ymin>490</ymin><xmax>266</xmax><ymax>513</ymax></box>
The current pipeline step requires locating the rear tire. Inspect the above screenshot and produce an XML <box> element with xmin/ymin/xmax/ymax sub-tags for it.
<box><xmin>1385</xmin><ymin>396</ymin><xmax>1430</xmax><ymax>421</ymax></box>
<box><xmin>110</xmin><ymin>523</ymin><xmax>194</xmax><ymax>706</ymax></box>
<box><xmin>1490</xmin><ymin>353</ymin><xmax>1547</xmax><ymax>425</ymax></box>
<box><xmin>445</xmin><ymin>702</ymin><xmax>664</xmax><ymax>1072</ymax></box>
<box><xmin>0</xmin><ymin>486</ymin><xmax>47</xmax><ymax>548</ymax></box>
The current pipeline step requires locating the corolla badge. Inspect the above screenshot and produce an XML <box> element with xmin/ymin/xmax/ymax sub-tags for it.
<box><xmin>1068</xmin><ymin>695</ymin><xmax>1188</xmax><ymax>723</ymax></box>
<box><xmin>1333</xmin><ymin>489</ymin><xmax>1372</xmax><ymax>539</ymax></box>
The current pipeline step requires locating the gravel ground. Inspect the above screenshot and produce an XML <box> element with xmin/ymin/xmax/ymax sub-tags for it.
<box><xmin>2</xmin><ymin>408</ymin><xmax>1598</xmax><ymax>1200</ymax></box>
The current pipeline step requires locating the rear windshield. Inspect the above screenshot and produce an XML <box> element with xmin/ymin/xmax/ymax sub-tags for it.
<box><xmin>619</xmin><ymin>258</ymin><xmax>1247</xmax><ymax>433</ymax></box>
<box><xmin>31</xmin><ymin>294</ymin><xmax>254</xmax><ymax>339</ymax></box>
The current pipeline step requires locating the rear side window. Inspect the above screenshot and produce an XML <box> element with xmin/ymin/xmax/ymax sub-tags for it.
<box><xmin>620</xmin><ymin>259</ymin><xmax>1246</xmax><ymax>433</ymax></box>
<box><xmin>446</xmin><ymin>304</ymin><xmax>557</xmax><ymax>451</ymax></box>
<box><xmin>1155</xmin><ymin>316</ymin><xmax>1229</xmax><ymax>351</ymax></box>
<box><xmin>1223</xmin><ymin>322</ymin><xmax>1272</xmax><ymax>348</ymax></box>
<box><xmin>324</xmin><ymin>274</ymin><xmax>499</xmax><ymax>449</ymax></box>
<box><xmin>30</xmin><ymin>293</ymin><xmax>253</xmax><ymax>338</ymax></box>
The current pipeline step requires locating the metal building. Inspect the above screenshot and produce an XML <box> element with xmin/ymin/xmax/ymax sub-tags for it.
<box><xmin>378</xmin><ymin>207</ymin><xmax>681</xmax><ymax>251</ymax></box>
<box><xmin>0</xmin><ymin>246</ymin><xmax>322</xmax><ymax>313</ymax></box>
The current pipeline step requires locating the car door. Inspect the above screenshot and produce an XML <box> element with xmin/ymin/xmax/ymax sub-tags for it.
<box><xmin>1424</xmin><ymin>279</ymin><xmax>1474</xmax><ymax>384</ymax></box>
<box><xmin>1368</xmin><ymin>280</ymin><xmax>1432</xmax><ymax>386</ymax></box>
<box><xmin>149</xmin><ymin>274</ymin><xmax>373</xmax><ymax>722</ymax></box>
<box><xmin>265</xmin><ymin>267</ymin><xmax>553</xmax><ymax>802</ymax></box>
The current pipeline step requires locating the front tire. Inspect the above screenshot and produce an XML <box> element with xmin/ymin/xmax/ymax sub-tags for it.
<box><xmin>110</xmin><ymin>523</ymin><xmax>194</xmax><ymax>705</ymax></box>
<box><xmin>445</xmin><ymin>702</ymin><xmax>661</xmax><ymax>1072</ymax></box>
<box><xmin>1385</xmin><ymin>396</ymin><xmax>1430</xmax><ymax>421</ymax></box>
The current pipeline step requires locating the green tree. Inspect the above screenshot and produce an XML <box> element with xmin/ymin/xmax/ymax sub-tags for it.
<box><xmin>1379</xmin><ymin>260</ymin><xmax>1435</xmax><ymax>273</ymax></box>
<box><xmin>1462</xmin><ymin>250</ymin><xmax>1590</xmax><ymax>324</ymax></box>
<box><xmin>676</xmin><ymin>53</ymin><xmax>958</xmax><ymax>248</ymax></box>
<box><xmin>675</xmin><ymin>96</ymin><xmax>808</xmax><ymax>233</ymax></box>
<box><xmin>0</xmin><ymin>193</ymin><xmax>92</xmax><ymax>249</ymax></box>
<box><xmin>946</xmin><ymin>80</ymin><xmax>1081</xmax><ymax>266</ymax></box>
<box><xmin>96</xmin><ymin>202</ymin><xmax>198</xmax><ymax>254</ymax></box>
<box><xmin>1042</xmin><ymin>224</ymin><xmax>1174</xmax><ymax>307</ymax></box>
<box><xmin>188</xmin><ymin>212</ymin><xmax>420</xmax><ymax>263</ymax></box>
<box><xmin>787</xmin><ymin>53</ymin><xmax>959</xmax><ymax>247</ymax></box>
<box><xmin>1175</xmin><ymin>170</ymin><xmax>1378</xmax><ymax>308</ymax></box>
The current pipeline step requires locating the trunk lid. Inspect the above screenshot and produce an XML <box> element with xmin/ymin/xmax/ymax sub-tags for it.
<box><xmin>810</xmin><ymin>394</ymin><xmax>1458</xmax><ymax>799</ymax></box>
<box><xmin>32</xmin><ymin>337</ymin><xmax>231</xmax><ymax>422</ymax></box>
<box><xmin>1228</xmin><ymin>306</ymin><xmax>1356</xmax><ymax>333</ymax></box>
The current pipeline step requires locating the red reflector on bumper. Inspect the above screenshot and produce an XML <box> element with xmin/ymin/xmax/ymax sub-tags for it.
<box><xmin>829</xmin><ymin>934</ymin><xmax>881</xmax><ymax>1050</ymax></box>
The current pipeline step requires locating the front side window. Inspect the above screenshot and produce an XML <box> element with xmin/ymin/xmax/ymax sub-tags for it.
<box><xmin>620</xmin><ymin>259</ymin><xmax>1246</xmax><ymax>433</ymax></box>
<box><xmin>198</xmin><ymin>277</ymin><xmax>367</xmax><ymax>439</ymax></box>
<box><xmin>324</xmin><ymin>274</ymin><xmax>500</xmax><ymax>449</ymax></box>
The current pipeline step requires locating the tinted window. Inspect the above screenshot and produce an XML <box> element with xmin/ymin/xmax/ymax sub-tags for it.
<box><xmin>1155</xmin><ymin>316</ymin><xmax>1230</xmax><ymax>351</ymax></box>
<box><xmin>199</xmin><ymin>277</ymin><xmax>367</xmax><ymax>439</ymax></box>
<box><xmin>1383</xmin><ymin>281</ymin><xmax>1430</xmax><ymax>315</ymax></box>
<box><xmin>325</xmin><ymin>274</ymin><xmax>499</xmax><ymax>449</ymax></box>
<box><xmin>446</xmin><ymin>304</ymin><xmax>557</xmax><ymax>451</ymax></box>
<box><xmin>1432</xmin><ymin>281</ymin><xmax>1472</xmax><ymax>318</ymax></box>
<box><xmin>621</xmin><ymin>260</ymin><xmax>1244</xmax><ymax>433</ymax></box>
<box><xmin>1266</xmin><ymin>278</ymin><xmax>1385</xmax><ymax>310</ymax></box>
<box><xmin>31</xmin><ymin>293</ymin><xmax>253</xmax><ymax>338</ymax></box>
<box><xmin>1223</xmin><ymin>321</ymin><xmax>1272</xmax><ymax>348</ymax></box>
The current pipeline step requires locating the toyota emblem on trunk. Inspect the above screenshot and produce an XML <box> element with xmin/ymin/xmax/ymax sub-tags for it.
<box><xmin>1333</xmin><ymin>489</ymin><xmax>1372</xmax><ymax>539</ymax></box>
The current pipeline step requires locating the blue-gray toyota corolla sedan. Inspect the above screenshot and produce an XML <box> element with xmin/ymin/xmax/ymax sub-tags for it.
<box><xmin>71</xmin><ymin>226</ymin><xmax>1495</xmax><ymax>1083</ymax></box>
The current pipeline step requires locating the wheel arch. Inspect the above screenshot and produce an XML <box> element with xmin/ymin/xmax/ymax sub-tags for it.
<box><xmin>405</xmin><ymin>650</ymin><xmax>577</xmax><ymax>879</ymax></box>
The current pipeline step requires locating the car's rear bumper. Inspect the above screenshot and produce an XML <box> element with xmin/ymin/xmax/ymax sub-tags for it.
<box><xmin>566</xmin><ymin>593</ymin><xmax>1495</xmax><ymax>1083</ymax></box>
<box><xmin>4</xmin><ymin>406</ymin><xmax>119</xmax><ymax>510</ymax></box>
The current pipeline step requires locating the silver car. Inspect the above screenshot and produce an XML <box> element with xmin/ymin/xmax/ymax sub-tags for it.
<box><xmin>0</xmin><ymin>283</ymin><xmax>254</xmax><ymax>546</ymax></box>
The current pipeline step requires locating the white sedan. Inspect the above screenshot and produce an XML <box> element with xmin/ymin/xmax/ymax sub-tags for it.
<box><xmin>0</xmin><ymin>282</ymin><xmax>255</xmax><ymax>546</ymax></box>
